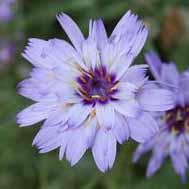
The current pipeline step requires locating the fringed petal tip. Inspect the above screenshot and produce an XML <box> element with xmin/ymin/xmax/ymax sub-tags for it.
<box><xmin>56</xmin><ymin>12</ymin><xmax>84</xmax><ymax>51</ymax></box>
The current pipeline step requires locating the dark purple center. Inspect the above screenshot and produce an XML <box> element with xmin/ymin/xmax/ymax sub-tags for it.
<box><xmin>76</xmin><ymin>66</ymin><xmax>119</xmax><ymax>105</ymax></box>
<box><xmin>165</xmin><ymin>106</ymin><xmax>189</xmax><ymax>134</ymax></box>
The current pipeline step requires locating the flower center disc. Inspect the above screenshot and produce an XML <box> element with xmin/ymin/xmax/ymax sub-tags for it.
<box><xmin>165</xmin><ymin>106</ymin><xmax>189</xmax><ymax>134</ymax></box>
<box><xmin>77</xmin><ymin>66</ymin><xmax>118</xmax><ymax>105</ymax></box>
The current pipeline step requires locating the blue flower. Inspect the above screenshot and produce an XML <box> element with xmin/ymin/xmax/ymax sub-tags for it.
<box><xmin>133</xmin><ymin>51</ymin><xmax>189</xmax><ymax>183</ymax></box>
<box><xmin>17</xmin><ymin>12</ymin><xmax>174</xmax><ymax>172</ymax></box>
<box><xmin>0</xmin><ymin>0</ymin><xmax>15</xmax><ymax>22</ymax></box>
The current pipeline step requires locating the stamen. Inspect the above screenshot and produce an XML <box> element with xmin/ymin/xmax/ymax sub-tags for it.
<box><xmin>171</xmin><ymin>127</ymin><xmax>179</xmax><ymax>135</ymax></box>
<box><xmin>90</xmin><ymin>109</ymin><xmax>96</xmax><ymax>117</ymax></box>
<box><xmin>91</xmin><ymin>95</ymin><xmax>102</xmax><ymax>99</ymax></box>
<box><xmin>78</xmin><ymin>87</ymin><xmax>88</xmax><ymax>95</ymax></box>
<box><xmin>176</xmin><ymin>110</ymin><xmax>183</xmax><ymax>121</ymax></box>
<box><xmin>106</xmin><ymin>74</ymin><xmax>111</xmax><ymax>82</ymax></box>
<box><xmin>84</xmin><ymin>71</ymin><xmax>93</xmax><ymax>79</ymax></box>
<box><xmin>76</xmin><ymin>64</ymin><xmax>93</xmax><ymax>79</ymax></box>
<box><xmin>91</xmin><ymin>95</ymin><xmax>106</xmax><ymax>102</ymax></box>
<box><xmin>110</xmin><ymin>82</ymin><xmax>119</xmax><ymax>91</ymax></box>
<box><xmin>82</xmin><ymin>95</ymin><xmax>91</xmax><ymax>102</ymax></box>
<box><xmin>79</xmin><ymin>76</ymin><xmax>87</xmax><ymax>83</ymax></box>
<box><xmin>165</xmin><ymin>112</ymin><xmax>172</xmax><ymax>120</ymax></box>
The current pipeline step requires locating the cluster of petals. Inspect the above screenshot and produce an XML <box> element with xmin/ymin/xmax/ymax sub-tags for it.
<box><xmin>17</xmin><ymin>11</ymin><xmax>174</xmax><ymax>172</ymax></box>
<box><xmin>133</xmin><ymin>51</ymin><xmax>189</xmax><ymax>182</ymax></box>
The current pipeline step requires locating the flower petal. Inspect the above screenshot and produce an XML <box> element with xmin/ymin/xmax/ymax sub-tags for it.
<box><xmin>121</xmin><ymin>65</ymin><xmax>148</xmax><ymax>88</ymax></box>
<box><xmin>138</xmin><ymin>88</ymin><xmax>175</xmax><ymax>111</ymax></box>
<box><xmin>133</xmin><ymin>138</ymin><xmax>155</xmax><ymax>163</ymax></box>
<box><xmin>59</xmin><ymin>130</ymin><xmax>71</xmax><ymax>160</ymax></box>
<box><xmin>113</xmin><ymin>99</ymin><xmax>140</xmax><ymax>118</ymax></box>
<box><xmin>46</xmin><ymin>39</ymin><xmax>86</xmax><ymax>69</ymax></box>
<box><xmin>113</xmin><ymin>82</ymin><xmax>137</xmax><ymax>100</ymax></box>
<box><xmin>92</xmin><ymin>129</ymin><xmax>117</xmax><ymax>172</ymax></box>
<box><xmin>110</xmin><ymin>10</ymin><xmax>132</xmax><ymax>39</ymax></box>
<box><xmin>67</xmin><ymin>103</ymin><xmax>92</xmax><ymax>128</ymax></box>
<box><xmin>96</xmin><ymin>104</ymin><xmax>115</xmax><ymax>130</ymax></box>
<box><xmin>83</xmin><ymin>117</ymin><xmax>98</xmax><ymax>148</ymax></box>
<box><xmin>33</xmin><ymin>125</ymin><xmax>66</xmax><ymax>153</ymax></box>
<box><xmin>110</xmin><ymin>10</ymin><xmax>148</xmax><ymax>58</ymax></box>
<box><xmin>22</xmin><ymin>38</ymin><xmax>86</xmax><ymax>71</ymax></box>
<box><xmin>113</xmin><ymin>112</ymin><xmax>129</xmax><ymax>144</ymax></box>
<box><xmin>180</xmin><ymin>74</ymin><xmax>189</xmax><ymax>104</ymax></box>
<box><xmin>60</xmin><ymin>117</ymin><xmax>97</xmax><ymax>162</ymax></box>
<box><xmin>161</xmin><ymin>63</ymin><xmax>180</xmax><ymax>86</ymax></box>
<box><xmin>100</xmin><ymin>43</ymin><xmax>116</xmax><ymax>68</ymax></box>
<box><xmin>128</xmin><ymin>112</ymin><xmax>159</xmax><ymax>143</ymax></box>
<box><xmin>17</xmin><ymin>101</ymin><xmax>57</xmax><ymax>127</ymax></box>
<box><xmin>18</xmin><ymin>78</ymin><xmax>45</xmax><ymax>101</ymax></box>
<box><xmin>170</xmin><ymin>136</ymin><xmax>188</xmax><ymax>183</ymax></box>
<box><xmin>89</xmin><ymin>19</ymin><xmax>108</xmax><ymax>49</ymax></box>
<box><xmin>109</xmin><ymin>54</ymin><xmax>133</xmax><ymax>80</ymax></box>
<box><xmin>22</xmin><ymin>38</ymin><xmax>49</xmax><ymax>68</ymax></box>
<box><xmin>81</xmin><ymin>37</ymin><xmax>100</xmax><ymax>69</ymax></box>
<box><xmin>57</xmin><ymin>13</ymin><xmax>84</xmax><ymax>52</ymax></box>
<box><xmin>43</xmin><ymin>109</ymin><xmax>70</xmax><ymax>129</ymax></box>
<box><xmin>146</xmin><ymin>151</ymin><xmax>165</xmax><ymax>177</ymax></box>
<box><xmin>66</xmin><ymin>128</ymin><xmax>87</xmax><ymax>166</ymax></box>
<box><xmin>145</xmin><ymin>51</ymin><xmax>162</xmax><ymax>80</ymax></box>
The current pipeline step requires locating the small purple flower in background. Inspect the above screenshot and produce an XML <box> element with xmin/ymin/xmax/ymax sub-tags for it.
<box><xmin>0</xmin><ymin>0</ymin><xmax>16</xmax><ymax>22</ymax></box>
<box><xmin>17</xmin><ymin>11</ymin><xmax>174</xmax><ymax>172</ymax></box>
<box><xmin>133</xmin><ymin>51</ymin><xmax>189</xmax><ymax>183</ymax></box>
<box><xmin>0</xmin><ymin>40</ymin><xmax>15</xmax><ymax>71</ymax></box>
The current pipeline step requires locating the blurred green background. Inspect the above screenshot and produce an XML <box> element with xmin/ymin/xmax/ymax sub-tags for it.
<box><xmin>1</xmin><ymin>0</ymin><xmax>189</xmax><ymax>188</ymax></box>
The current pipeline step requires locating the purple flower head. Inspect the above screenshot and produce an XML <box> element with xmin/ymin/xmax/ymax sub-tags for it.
<box><xmin>17</xmin><ymin>11</ymin><xmax>174</xmax><ymax>172</ymax></box>
<box><xmin>0</xmin><ymin>40</ymin><xmax>15</xmax><ymax>71</ymax></box>
<box><xmin>133</xmin><ymin>51</ymin><xmax>189</xmax><ymax>183</ymax></box>
<box><xmin>0</xmin><ymin>0</ymin><xmax>16</xmax><ymax>22</ymax></box>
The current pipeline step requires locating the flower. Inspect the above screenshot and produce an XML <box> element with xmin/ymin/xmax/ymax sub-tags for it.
<box><xmin>0</xmin><ymin>0</ymin><xmax>15</xmax><ymax>22</ymax></box>
<box><xmin>17</xmin><ymin>11</ymin><xmax>174</xmax><ymax>172</ymax></box>
<box><xmin>0</xmin><ymin>40</ymin><xmax>15</xmax><ymax>71</ymax></box>
<box><xmin>133</xmin><ymin>51</ymin><xmax>189</xmax><ymax>182</ymax></box>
